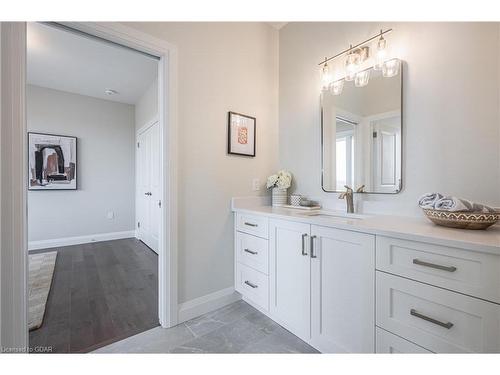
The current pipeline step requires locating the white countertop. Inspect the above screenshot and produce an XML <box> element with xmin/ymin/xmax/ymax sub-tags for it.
<box><xmin>232</xmin><ymin>200</ymin><xmax>500</xmax><ymax>255</ymax></box>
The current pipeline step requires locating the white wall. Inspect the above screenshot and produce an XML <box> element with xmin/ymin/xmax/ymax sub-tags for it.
<box><xmin>135</xmin><ymin>78</ymin><xmax>158</xmax><ymax>129</ymax></box>
<box><xmin>279</xmin><ymin>22</ymin><xmax>500</xmax><ymax>216</ymax></box>
<box><xmin>27</xmin><ymin>85</ymin><xmax>136</xmax><ymax>242</ymax></box>
<box><xmin>124</xmin><ymin>22</ymin><xmax>279</xmax><ymax>304</ymax></box>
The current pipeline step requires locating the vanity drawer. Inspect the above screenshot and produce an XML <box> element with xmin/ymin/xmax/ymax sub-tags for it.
<box><xmin>236</xmin><ymin>213</ymin><xmax>269</xmax><ymax>239</ymax></box>
<box><xmin>235</xmin><ymin>263</ymin><xmax>269</xmax><ymax>311</ymax></box>
<box><xmin>376</xmin><ymin>327</ymin><xmax>432</xmax><ymax>353</ymax></box>
<box><xmin>236</xmin><ymin>232</ymin><xmax>269</xmax><ymax>274</ymax></box>
<box><xmin>376</xmin><ymin>236</ymin><xmax>500</xmax><ymax>303</ymax></box>
<box><xmin>376</xmin><ymin>271</ymin><xmax>500</xmax><ymax>353</ymax></box>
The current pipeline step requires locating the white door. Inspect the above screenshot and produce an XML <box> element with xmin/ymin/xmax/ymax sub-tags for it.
<box><xmin>137</xmin><ymin>121</ymin><xmax>160</xmax><ymax>253</ymax></box>
<box><xmin>269</xmin><ymin>219</ymin><xmax>311</xmax><ymax>340</ymax></box>
<box><xmin>371</xmin><ymin>115</ymin><xmax>401</xmax><ymax>193</ymax></box>
<box><xmin>310</xmin><ymin>225</ymin><xmax>375</xmax><ymax>353</ymax></box>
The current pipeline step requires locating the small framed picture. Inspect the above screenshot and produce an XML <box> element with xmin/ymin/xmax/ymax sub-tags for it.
<box><xmin>227</xmin><ymin>111</ymin><xmax>256</xmax><ymax>157</ymax></box>
<box><xmin>28</xmin><ymin>132</ymin><xmax>77</xmax><ymax>190</ymax></box>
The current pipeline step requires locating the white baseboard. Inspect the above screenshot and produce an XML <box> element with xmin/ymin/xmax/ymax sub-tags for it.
<box><xmin>177</xmin><ymin>287</ymin><xmax>241</xmax><ymax>323</ymax></box>
<box><xmin>28</xmin><ymin>230</ymin><xmax>136</xmax><ymax>251</ymax></box>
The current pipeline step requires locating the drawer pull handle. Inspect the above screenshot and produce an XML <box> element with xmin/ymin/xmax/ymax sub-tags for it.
<box><xmin>244</xmin><ymin>222</ymin><xmax>258</xmax><ymax>227</ymax></box>
<box><xmin>410</xmin><ymin>309</ymin><xmax>454</xmax><ymax>329</ymax></box>
<box><xmin>412</xmin><ymin>258</ymin><xmax>457</xmax><ymax>272</ymax></box>
<box><xmin>244</xmin><ymin>280</ymin><xmax>258</xmax><ymax>289</ymax></box>
<box><xmin>244</xmin><ymin>248</ymin><xmax>258</xmax><ymax>255</ymax></box>
<box><xmin>301</xmin><ymin>233</ymin><xmax>308</xmax><ymax>256</ymax></box>
<box><xmin>310</xmin><ymin>235</ymin><xmax>317</xmax><ymax>258</ymax></box>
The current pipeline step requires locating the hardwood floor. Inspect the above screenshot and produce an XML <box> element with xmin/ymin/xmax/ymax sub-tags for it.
<box><xmin>29</xmin><ymin>238</ymin><xmax>158</xmax><ymax>353</ymax></box>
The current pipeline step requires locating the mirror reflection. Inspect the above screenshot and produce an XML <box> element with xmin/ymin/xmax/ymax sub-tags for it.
<box><xmin>321</xmin><ymin>66</ymin><xmax>402</xmax><ymax>194</ymax></box>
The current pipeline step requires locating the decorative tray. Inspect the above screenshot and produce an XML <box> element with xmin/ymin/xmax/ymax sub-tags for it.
<box><xmin>422</xmin><ymin>209</ymin><xmax>500</xmax><ymax>230</ymax></box>
<box><xmin>281</xmin><ymin>204</ymin><xmax>321</xmax><ymax>211</ymax></box>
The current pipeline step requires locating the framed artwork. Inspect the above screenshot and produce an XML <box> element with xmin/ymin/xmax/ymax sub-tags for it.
<box><xmin>28</xmin><ymin>132</ymin><xmax>77</xmax><ymax>190</ymax></box>
<box><xmin>227</xmin><ymin>111</ymin><xmax>256</xmax><ymax>157</ymax></box>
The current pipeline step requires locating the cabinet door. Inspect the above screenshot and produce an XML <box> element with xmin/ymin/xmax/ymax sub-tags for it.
<box><xmin>310</xmin><ymin>225</ymin><xmax>375</xmax><ymax>353</ymax></box>
<box><xmin>269</xmin><ymin>219</ymin><xmax>311</xmax><ymax>340</ymax></box>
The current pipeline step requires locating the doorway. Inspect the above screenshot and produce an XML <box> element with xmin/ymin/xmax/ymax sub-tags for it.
<box><xmin>26</xmin><ymin>22</ymin><xmax>163</xmax><ymax>352</ymax></box>
<box><xmin>0</xmin><ymin>22</ymin><xmax>179</xmax><ymax>350</ymax></box>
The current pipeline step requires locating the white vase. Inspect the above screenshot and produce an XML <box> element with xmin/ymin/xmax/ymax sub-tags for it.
<box><xmin>272</xmin><ymin>187</ymin><xmax>288</xmax><ymax>207</ymax></box>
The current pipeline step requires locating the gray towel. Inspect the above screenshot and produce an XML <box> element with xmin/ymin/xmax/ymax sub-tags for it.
<box><xmin>420</xmin><ymin>193</ymin><xmax>496</xmax><ymax>213</ymax></box>
<box><xmin>418</xmin><ymin>193</ymin><xmax>444</xmax><ymax>209</ymax></box>
<box><xmin>434</xmin><ymin>197</ymin><xmax>471</xmax><ymax>212</ymax></box>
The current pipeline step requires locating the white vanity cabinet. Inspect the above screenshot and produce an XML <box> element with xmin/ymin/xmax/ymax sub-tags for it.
<box><xmin>233</xmin><ymin>207</ymin><xmax>500</xmax><ymax>353</ymax></box>
<box><xmin>266</xmin><ymin>218</ymin><xmax>376</xmax><ymax>352</ymax></box>
<box><xmin>269</xmin><ymin>219</ymin><xmax>312</xmax><ymax>340</ymax></box>
<box><xmin>234</xmin><ymin>213</ymin><xmax>270</xmax><ymax>312</ymax></box>
<box><xmin>310</xmin><ymin>225</ymin><xmax>375</xmax><ymax>353</ymax></box>
<box><xmin>375</xmin><ymin>236</ymin><xmax>500</xmax><ymax>353</ymax></box>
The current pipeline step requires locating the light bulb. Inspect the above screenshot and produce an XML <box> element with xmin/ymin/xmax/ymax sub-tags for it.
<box><xmin>345</xmin><ymin>47</ymin><xmax>360</xmax><ymax>81</ymax></box>
<box><xmin>374</xmin><ymin>31</ymin><xmax>387</xmax><ymax>70</ymax></box>
<box><xmin>330</xmin><ymin>79</ymin><xmax>344</xmax><ymax>95</ymax></box>
<box><xmin>354</xmin><ymin>69</ymin><xmax>370</xmax><ymax>87</ymax></box>
<box><xmin>382</xmin><ymin>58</ymin><xmax>400</xmax><ymax>77</ymax></box>
<box><xmin>321</xmin><ymin>62</ymin><xmax>332</xmax><ymax>90</ymax></box>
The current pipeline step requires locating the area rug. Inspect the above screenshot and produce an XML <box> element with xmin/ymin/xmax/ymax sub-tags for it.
<box><xmin>28</xmin><ymin>251</ymin><xmax>57</xmax><ymax>331</ymax></box>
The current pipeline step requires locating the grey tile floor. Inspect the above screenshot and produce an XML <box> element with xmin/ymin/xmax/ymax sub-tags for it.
<box><xmin>94</xmin><ymin>300</ymin><xmax>318</xmax><ymax>353</ymax></box>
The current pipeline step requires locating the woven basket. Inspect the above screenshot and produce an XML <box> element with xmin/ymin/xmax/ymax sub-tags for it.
<box><xmin>422</xmin><ymin>209</ymin><xmax>500</xmax><ymax>230</ymax></box>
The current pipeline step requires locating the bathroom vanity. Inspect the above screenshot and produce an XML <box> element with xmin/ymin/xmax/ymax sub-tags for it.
<box><xmin>232</xmin><ymin>199</ymin><xmax>500</xmax><ymax>353</ymax></box>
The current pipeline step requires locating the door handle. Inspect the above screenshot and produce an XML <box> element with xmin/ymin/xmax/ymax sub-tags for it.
<box><xmin>301</xmin><ymin>233</ymin><xmax>308</xmax><ymax>256</ymax></box>
<box><xmin>412</xmin><ymin>259</ymin><xmax>457</xmax><ymax>272</ymax></box>
<box><xmin>410</xmin><ymin>309</ymin><xmax>454</xmax><ymax>329</ymax></box>
<box><xmin>244</xmin><ymin>222</ymin><xmax>258</xmax><ymax>227</ymax></box>
<box><xmin>144</xmin><ymin>192</ymin><xmax>152</xmax><ymax>196</ymax></box>
<box><xmin>244</xmin><ymin>248</ymin><xmax>258</xmax><ymax>255</ymax></box>
<box><xmin>310</xmin><ymin>235</ymin><xmax>317</xmax><ymax>258</ymax></box>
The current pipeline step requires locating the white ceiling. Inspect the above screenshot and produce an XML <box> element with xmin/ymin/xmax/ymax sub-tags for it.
<box><xmin>27</xmin><ymin>23</ymin><xmax>158</xmax><ymax>105</ymax></box>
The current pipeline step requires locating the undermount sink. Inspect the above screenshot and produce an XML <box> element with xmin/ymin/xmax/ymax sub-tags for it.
<box><xmin>298</xmin><ymin>210</ymin><xmax>370</xmax><ymax>220</ymax></box>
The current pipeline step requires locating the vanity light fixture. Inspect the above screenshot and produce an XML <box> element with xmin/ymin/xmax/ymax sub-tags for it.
<box><xmin>320</xmin><ymin>58</ymin><xmax>332</xmax><ymax>90</ymax></box>
<box><xmin>318</xmin><ymin>28</ymin><xmax>397</xmax><ymax>93</ymax></box>
<box><xmin>330</xmin><ymin>79</ymin><xmax>344</xmax><ymax>95</ymax></box>
<box><xmin>374</xmin><ymin>30</ymin><xmax>387</xmax><ymax>70</ymax></box>
<box><xmin>354</xmin><ymin>69</ymin><xmax>370</xmax><ymax>87</ymax></box>
<box><xmin>382</xmin><ymin>58</ymin><xmax>400</xmax><ymax>77</ymax></box>
<box><xmin>344</xmin><ymin>45</ymin><xmax>360</xmax><ymax>81</ymax></box>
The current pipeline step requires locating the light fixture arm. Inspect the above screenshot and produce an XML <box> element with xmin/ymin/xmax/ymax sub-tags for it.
<box><xmin>318</xmin><ymin>28</ymin><xmax>393</xmax><ymax>66</ymax></box>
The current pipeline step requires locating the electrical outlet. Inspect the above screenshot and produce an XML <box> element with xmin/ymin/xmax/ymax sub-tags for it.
<box><xmin>107</xmin><ymin>211</ymin><xmax>114</xmax><ymax>219</ymax></box>
<box><xmin>252</xmin><ymin>178</ymin><xmax>260</xmax><ymax>191</ymax></box>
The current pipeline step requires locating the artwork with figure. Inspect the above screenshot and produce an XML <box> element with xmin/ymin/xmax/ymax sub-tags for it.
<box><xmin>28</xmin><ymin>133</ymin><xmax>77</xmax><ymax>190</ymax></box>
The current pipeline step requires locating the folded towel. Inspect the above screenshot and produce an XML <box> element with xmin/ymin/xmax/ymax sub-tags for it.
<box><xmin>419</xmin><ymin>193</ymin><xmax>497</xmax><ymax>213</ymax></box>
<box><xmin>470</xmin><ymin>202</ymin><xmax>497</xmax><ymax>213</ymax></box>
<box><xmin>434</xmin><ymin>197</ymin><xmax>471</xmax><ymax>212</ymax></box>
<box><xmin>418</xmin><ymin>193</ymin><xmax>444</xmax><ymax>209</ymax></box>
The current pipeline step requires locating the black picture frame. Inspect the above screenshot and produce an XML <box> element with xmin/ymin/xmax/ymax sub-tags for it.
<box><xmin>28</xmin><ymin>132</ymin><xmax>78</xmax><ymax>191</ymax></box>
<box><xmin>227</xmin><ymin>111</ymin><xmax>256</xmax><ymax>157</ymax></box>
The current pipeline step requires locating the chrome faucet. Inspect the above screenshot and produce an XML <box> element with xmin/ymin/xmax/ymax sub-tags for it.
<box><xmin>338</xmin><ymin>185</ymin><xmax>365</xmax><ymax>213</ymax></box>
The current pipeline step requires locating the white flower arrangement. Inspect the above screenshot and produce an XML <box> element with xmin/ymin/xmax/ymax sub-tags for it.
<box><xmin>266</xmin><ymin>170</ymin><xmax>292</xmax><ymax>190</ymax></box>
